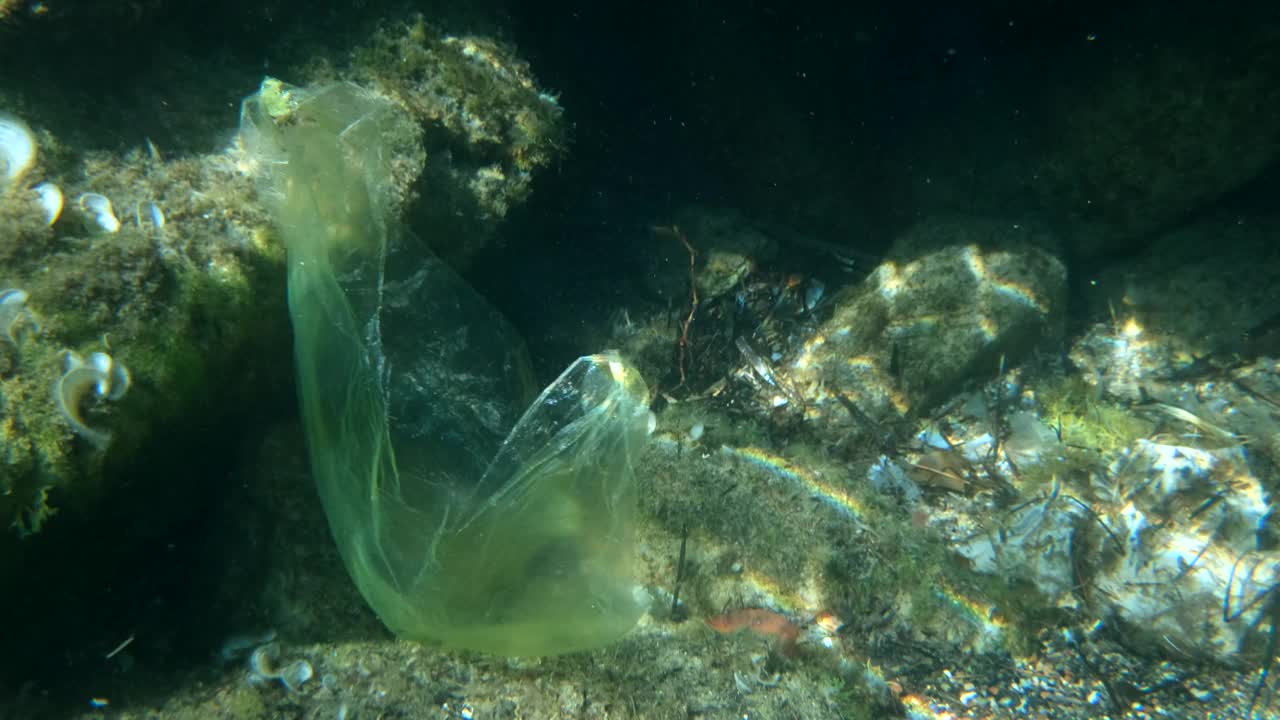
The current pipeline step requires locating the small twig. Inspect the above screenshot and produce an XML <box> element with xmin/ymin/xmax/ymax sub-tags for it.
<box><xmin>670</xmin><ymin>524</ymin><xmax>689</xmax><ymax>621</ymax></box>
<box><xmin>105</xmin><ymin>634</ymin><xmax>135</xmax><ymax>659</ymax></box>
<box><xmin>653</xmin><ymin>225</ymin><xmax>698</xmax><ymax>388</ymax></box>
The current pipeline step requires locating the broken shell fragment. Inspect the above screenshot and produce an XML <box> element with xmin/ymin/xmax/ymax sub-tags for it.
<box><xmin>0</xmin><ymin>113</ymin><xmax>36</xmax><ymax>187</ymax></box>
<box><xmin>55</xmin><ymin>349</ymin><xmax>131</xmax><ymax>448</ymax></box>
<box><xmin>33</xmin><ymin>182</ymin><xmax>62</xmax><ymax>225</ymax></box>
<box><xmin>78</xmin><ymin>192</ymin><xmax>121</xmax><ymax>233</ymax></box>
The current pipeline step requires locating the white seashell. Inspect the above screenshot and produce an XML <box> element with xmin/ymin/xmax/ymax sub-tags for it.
<box><xmin>0</xmin><ymin>114</ymin><xmax>36</xmax><ymax>187</ymax></box>
<box><xmin>247</xmin><ymin>643</ymin><xmax>278</xmax><ymax>677</ymax></box>
<box><xmin>688</xmin><ymin>422</ymin><xmax>705</xmax><ymax>441</ymax></box>
<box><xmin>135</xmin><ymin>199</ymin><xmax>165</xmax><ymax>231</ymax></box>
<box><xmin>278</xmin><ymin>659</ymin><xmax>313</xmax><ymax>692</ymax></box>
<box><xmin>96</xmin><ymin>213</ymin><xmax>122</xmax><ymax>233</ymax></box>
<box><xmin>56</xmin><ymin>349</ymin><xmax>127</xmax><ymax>449</ymax></box>
<box><xmin>78</xmin><ymin>192</ymin><xmax>121</xmax><ymax>233</ymax></box>
<box><xmin>32</xmin><ymin>182</ymin><xmax>62</xmax><ymax>225</ymax></box>
<box><xmin>106</xmin><ymin>358</ymin><xmax>131</xmax><ymax>401</ymax></box>
<box><xmin>85</xmin><ymin>350</ymin><xmax>130</xmax><ymax>400</ymax></box>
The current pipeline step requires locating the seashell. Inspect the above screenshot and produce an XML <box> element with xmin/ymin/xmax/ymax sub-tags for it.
<box><xmin>87</xmin><ymin>351</ymin><xmax>131</xmax><ymax>400</ymax></box>
<box><xmin>247</xmin><ymin>642</ymin><xmax>279</xmax><ymax>677</ymax></box>
<box><xmin>277</xmin><ymin>659</ymin><xmax>313</xmax><ymax>692</ymax></box>
<box><xmin>0</xmin><ymin>288</ymin><xmax>37</xmax><ymax>344</ymax></box>
<box><xmin>55</xmin><ymin>349</ymin><xmax>131</xmax><ymax>448</ymax></box>
<box><xmin>803</xmin><ymin>279</ymin><xmax>825</xmax><ymax>312</ymax></box>
<box><xmin>135</xmin><ymin>199</ymin><xmax>165</xmax><ymax>231</ymax></box>
<box><xmin>245</xmin><ymin>641</ymin><xmax>313</xmax><ymax>693</ymax></box>
<box><xmin>78</xmin><ymin>192</ymin><xmax>121</xmax><ymax>233</ymax></box>
<box><xmin>0</xmin><ymin>113</ymin><xmax>36</xmax><ymax>187</ymax></box>
<box><xmin>32</xmin><ymin>182</ymin><xmax>62</xmax><ymax>225</ymax></box>
<box><xmin>688</xmin><ymin>421</ymin><xmax>705</xmax><ymax>441</ymax></box>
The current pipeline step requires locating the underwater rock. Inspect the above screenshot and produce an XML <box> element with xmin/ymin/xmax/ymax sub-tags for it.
<box><xmin>922</xmin><ymin>367</ymin><xmax>1278</xmax><ymax>664</ymax></box>
<box><xmin>773</xmin><ymin>217</ymin><xmax>1065</xmax><ymax>435</ymax></box>
<box><xmin>951</xmin><ymin>483</ymin><xmax>1082</xmax><ymax>601</ymax></box>
<box><xmin>1088</xmin><ymin>440</ymin><xmax>1276</xmax><ymax>661</ymax></box>
<box><xmin>1033</xmin><ymin>22</ymin><xmax>1280</xmax><ymax>259</ymax></box>
<box><xmin>1068</xmin><ymin>319</ymin><xmax>1180</xmax><ymax>404</ymax></box>
<box><xmin>1084</xmin><ymin>215</ymin><xmax>1280</xmax><ymax>362</ymax></box>
<box><xmin>346</xmin><ymin>17</ymin><xmax>566</xmax><ymax>267</ymax></box>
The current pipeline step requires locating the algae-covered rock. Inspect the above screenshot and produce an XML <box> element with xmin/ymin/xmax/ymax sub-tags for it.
<box><xmin>0</xmin><ymin>99</ymin><xmax>296</xmax><ymax>699</ymax></box>
<box><xmin>894</xmin><ymin>295</ymin><xmax>1280</xmax><ymax>665</ymax></box>
<box><xmin>771</xmin><ymin>217</ymin><xmax>1065</xmax><ymax>437</ymax></box>
<box><xmin>0</xmin><ymin>112</ymin><xmax>287</xmax><ymax>537</ymax></box>
<box><xmin>344</xmin><ymin>17</ymin><xmax>568</xmax><ymax>267</ymax></box>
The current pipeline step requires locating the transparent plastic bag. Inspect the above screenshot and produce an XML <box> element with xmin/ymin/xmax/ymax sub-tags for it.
<box><xmin>240</xmin><ymin>79</ymin><xmax>651</xmax><ymax>655</ymax></box>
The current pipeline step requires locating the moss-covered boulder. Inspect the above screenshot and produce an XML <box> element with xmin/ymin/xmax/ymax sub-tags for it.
<box><xmin>765</xmin><ymin>217</ymin><xmax>1066</xmax><ymax>439</ymax></box>
<box><xmin>341</xmin><ymin>17</ymin><xmax>568</xmax><ymax>267</ymax></box>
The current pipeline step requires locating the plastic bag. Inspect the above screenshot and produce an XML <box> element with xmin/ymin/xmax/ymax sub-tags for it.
<box><xmin>239</xmin><ymin>79</ymin><xmax>651</xmax><ymax>655</ymax></box>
